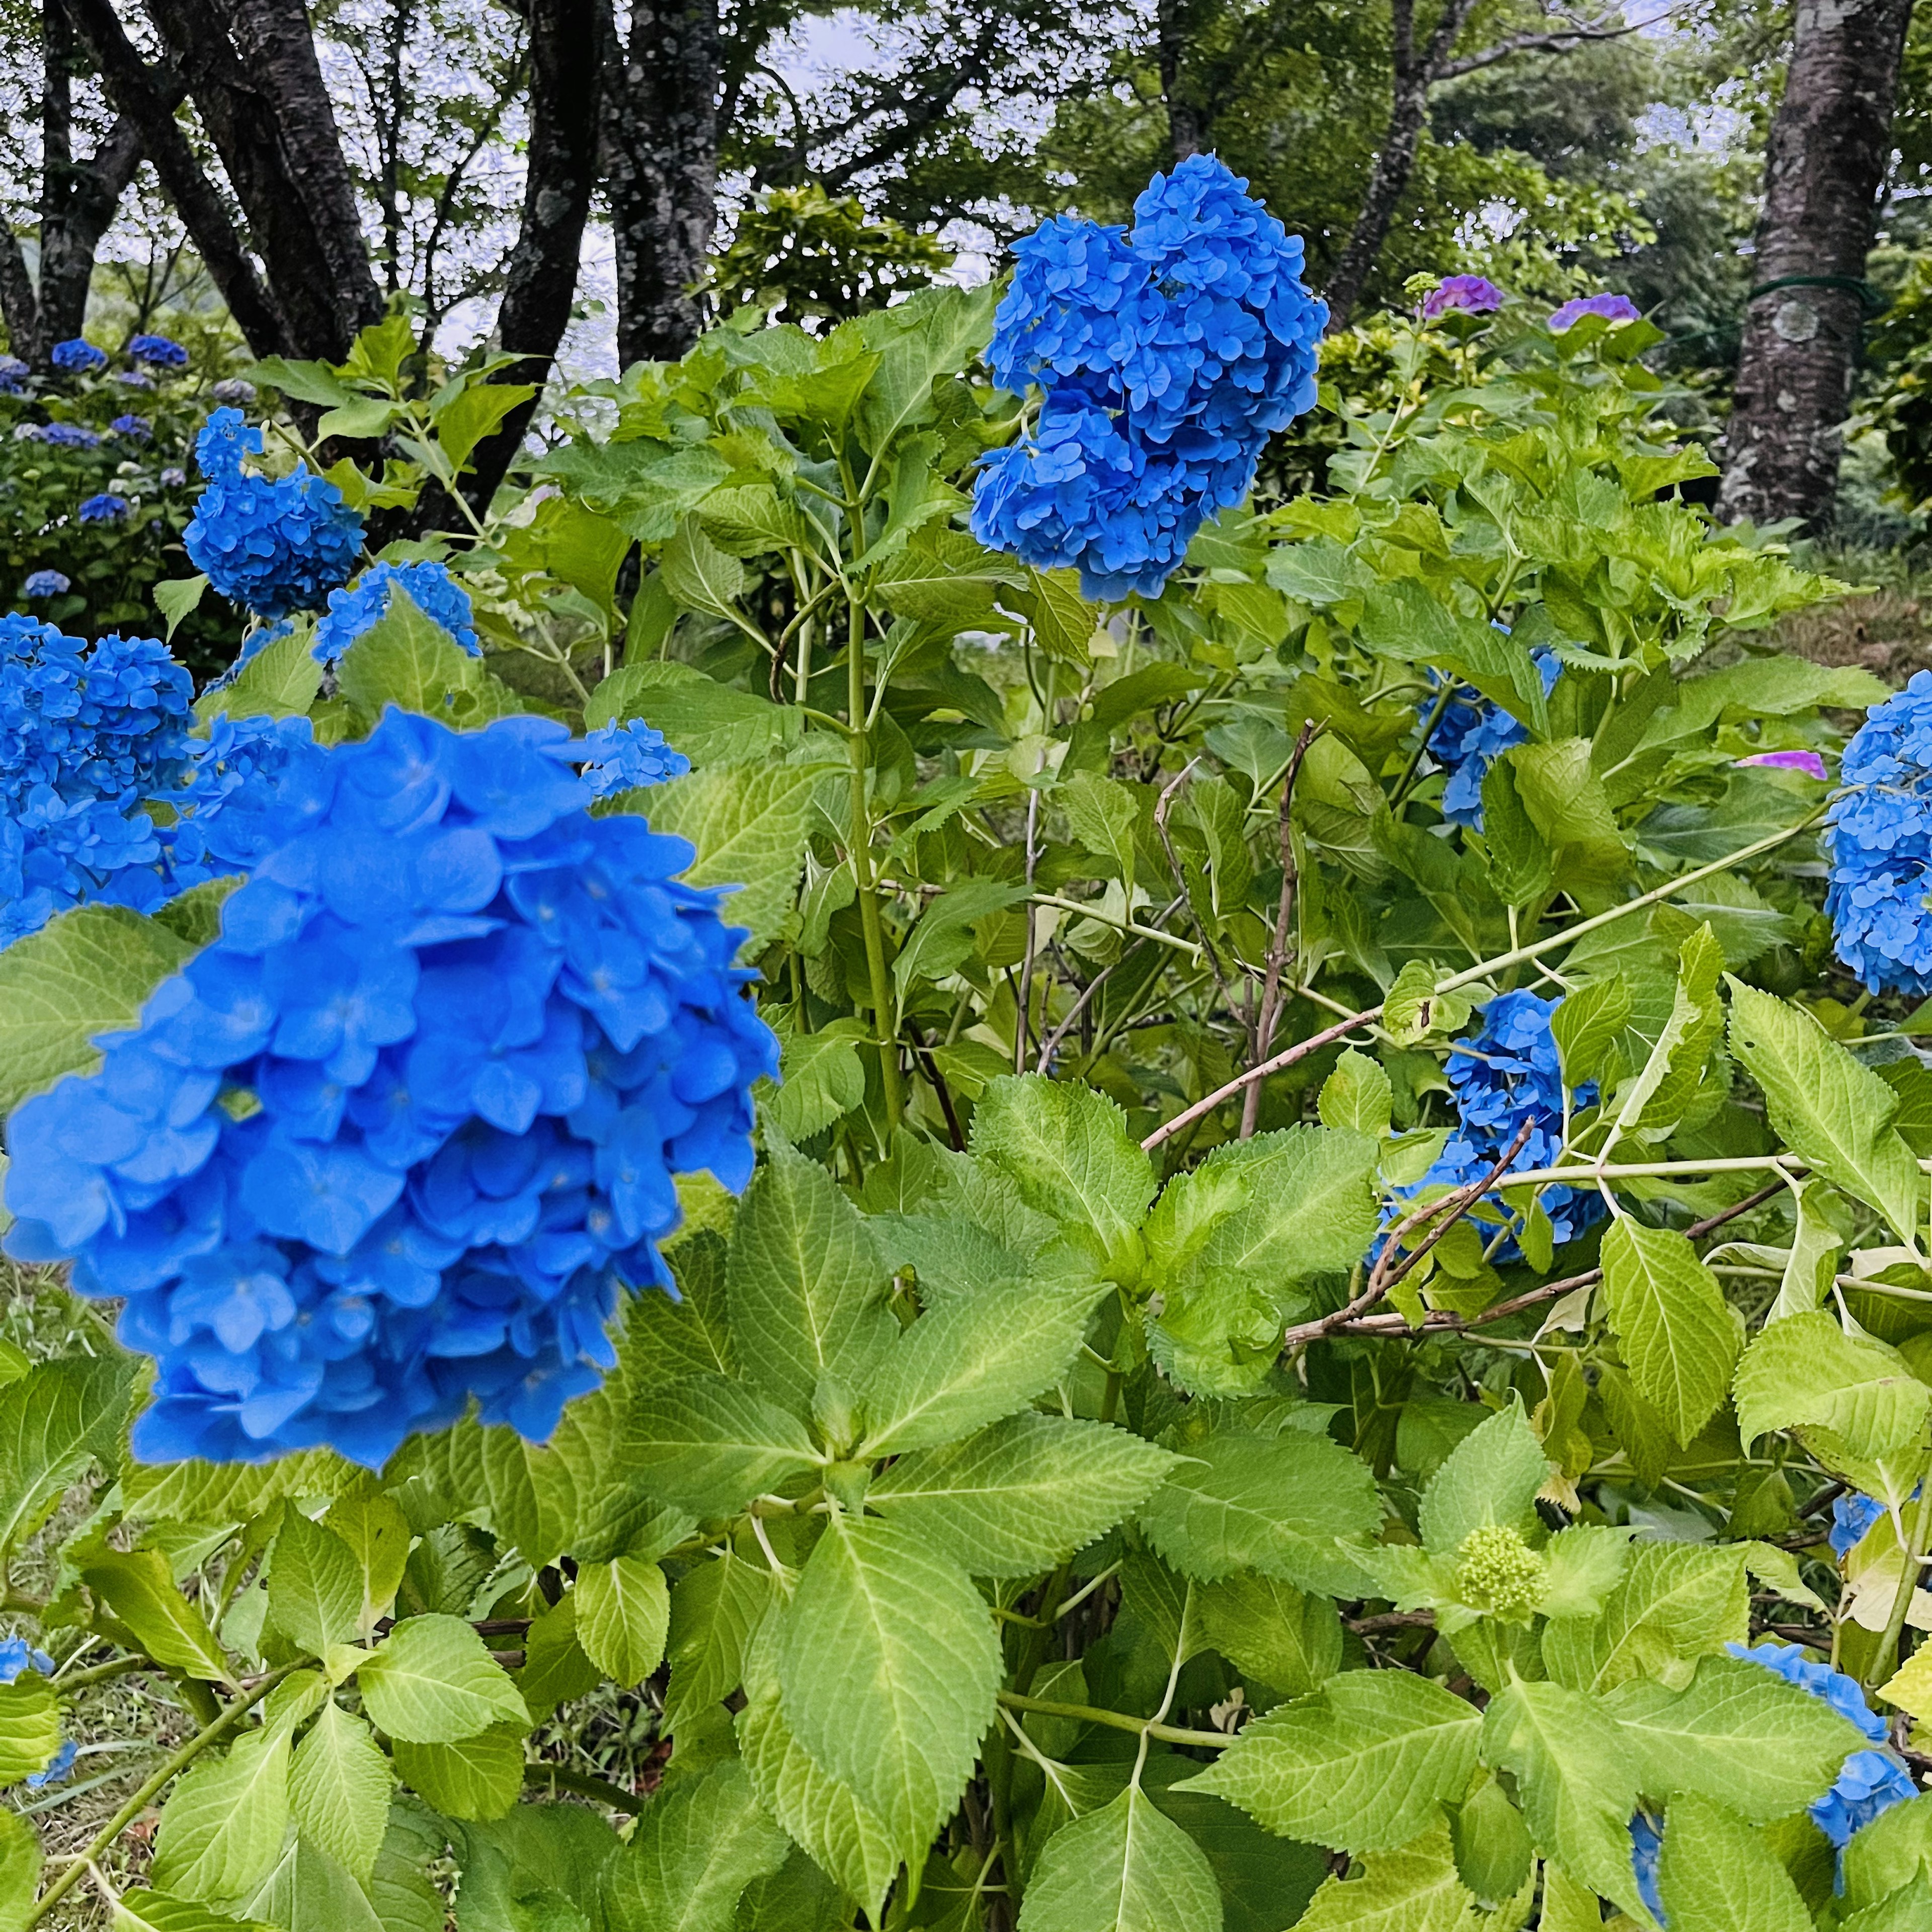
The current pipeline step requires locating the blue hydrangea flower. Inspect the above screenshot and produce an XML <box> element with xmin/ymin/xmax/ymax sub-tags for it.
<box><xmin>211</xmin><ymin>377</ymin><xmax>257</xmax><ymax>406</ymax></box>
<box><xmin>184</xmin><ymin>409</ymin><xmax>363</xmax><ymax>621</ymax></box>
<box><xmin>1422</xmin><ymin>276</ymin><xmax>1504</xmax><ymax>319</ymax></box>
<box><xmin>78</xmin><ymin>494</ymin><xmax>130</xmax><ymax>523</ymax></box>
<box><xmin>1727</xmin><ymin>1642</ymin><xmax>1914</xmax><ymax>1855</ymax></box>
<box><xmin>1424</xmin><ymin>651</ymin><xmax>1562</xmax><ymax>827</ymax></box>
<box><xmin>972</xmin><ymin>155</ymin><xmax>1326</xmax><ymax>601</ymax></box>
<box><xmin>1831</xmin><ymin>1493</ymin><xmax>1887</xmax><ymax>1558</ymax></box>
<box><xmin>42</xmin><ymin>423</ymin><xmax>100</xmax><ymax>449</ymax></box>
<box><xmin>1828</xmin><ymin>673</ymin><xmax>1932</xmax><ymax>994</ymax></box>
<box><xmin>1549</xmin><ymin>293</ymin><xmax>1642</xmax><ymax>331</ymax></box>
<box><xmin>25</xmin><ymin>1739</ymin><xmax>76</xmax><ymax>1789</ymax></box>
<box><xmin>581</xmin><ymin>721</ymin><xmax>690</xmax><ymax>797</ymax></box>
<box><xmin>0</xmin><ymin>614</ymin><xmax>194</xmax><ymax>945</ymax></box>
<box><xmin>0</xmin><ymin>356</ymin><xmax>27</xmax><ymax>395</ymax></box>
<box><xmin>1407</xmin><ymin>989</ymin><xmax>1604</xmax><ymax>1259</ymax></box>
<box><xmin>115</xmin><ymin>369</ymin><xmax>154</xmax><ymax>391</ymax></box>
<box><xmin>128</xmin><ymin>334</ymin><xmax>189</xmax><ymax>368</ymax></box>
<box><xmin>22</xmin><ymin>572</ymin><xmax>68</xmax><ymax>598</ymax></box>
<box><xmin>3</xmin><ymin>710</ymin><xmax>778</xmax><ymax>1466</ymax></box>
<box><xmin>311</xmin><ymin>561</ymin><xmax>478</xmax><ymax>665</ymax></box>
<box><xmin>1628</xmin><ymin>1812</ymin><xmax>1664</xmax><ymax>1924</ymax></box>
<box><xmin>50</xmin><ymin>339</ymin><xmax>106</xmax><ymax>373</ymax></box>
<box><xmin>0</xmin><ymin>1638</ymin><xmax>54</xmax><ymax>1683</ymax></box>
<box><xmin>152</xmin><ymin>713</ymin><xmax>324</xmax><ymax>892</ymax></box>
<box><xmin>110</xmin><ymin>414</ymin><xmax>152</xmax><ymax>441</ymax></box>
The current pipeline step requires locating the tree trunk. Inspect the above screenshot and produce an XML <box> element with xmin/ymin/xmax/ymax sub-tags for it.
<box><xmin>1157</xmin><ymin>0</ymin><xmax>1209</xmax><ymax>162</ymax></box>
<box><xmin>1322</xmin><ymin>0</ymin><xmax>1479</xmax><ymax>330</ymax></box>
<box><xmin>450</xmin><ymin>0</ymin><xmax>601</xmax><ymax>513</ymax></box>
<box><xmin>68</xmin><ymin>0</ymin><xmax>293</xmax><ymax>357</ymax></box>
<box><xmin>602</xmin><ymin>0</ymin><xmax>720</xmax><ymax>366</ymax></box>
<box><xmin>137</xmin><ymin>0</ymin><xmax>380</xmax><ymax>359</ymax></box>
<box><xmin>1718</xmin><ymin>0</ymin><xmax>1915</xmax><ymax>530</ymax></box>
<box><xmin>0</xmin><ymin>231</ymin><xmax>40</xmax><ymax>359</ymax></box>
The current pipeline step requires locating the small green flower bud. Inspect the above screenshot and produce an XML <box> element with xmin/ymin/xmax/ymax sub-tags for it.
<box><xmin>1453</xmin><ymin>1524</ymin><xmax>1548</xmax><ymax>1623</ymax></box>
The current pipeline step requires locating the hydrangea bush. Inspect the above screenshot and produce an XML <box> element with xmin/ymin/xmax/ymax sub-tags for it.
<box><xmin>0</xmin><ymin>203</ymin><xmax>1930</xmax><ymax>1932</ymax></box>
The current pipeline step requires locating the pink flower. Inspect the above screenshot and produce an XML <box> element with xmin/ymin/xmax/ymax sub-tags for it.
<box><xmin>1740</xmin><ymin>750</ymin><xmax>1827</xmax><ymax>780</ymax></box>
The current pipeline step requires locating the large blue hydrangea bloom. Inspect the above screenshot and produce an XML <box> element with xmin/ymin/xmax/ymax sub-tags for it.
<box><xmin>1423</xmin><ymin>651</ymin><xmax>1561</xmax><ymax>828</ymax></box>
<box><xmin>1411</xmin><ymin>989</ymin><xmax>1604</xmax><ymax>1259</ymax></box>
<box><xmin>51</xmin><ymin>339</ymin><xmax>105</xmax><ymax>373</ymax></box>
<box><xmin>972</xmin><ymin>155</ymin><xmax>1326</xmax><ymax>601</ymax></box>
<box><xmin>581</xmin><ymin>720</ymin><xmax>689</xmax><ymax>797</ymax></box>
<box><xmin>3</xmin><ymin>710</ymin><xmax>777</xmax><ymax>1467</ymax></box>
<box><xmin>1727</xmin><ymin>1643</ymin><xmax>1914</xmax><ymax>1853</ymax></box>
<box><xmin>1827</xmin><ymin>672</ymin><xmax>1932</xmax><ymax>994</ymax></box>
<box><xmin>311</xmin><ymin>560</ymin><xmax>480</xmax><ymax>666</ymax></box>
<box><xmin>0</xmin><ymin>614</ymin><xmax>193</xmax><ymax>945</ymax></box>
<box><xmin>184</xmin><ymin>409</ymin><xmax>363</xmax><ymax>621</ymax></box>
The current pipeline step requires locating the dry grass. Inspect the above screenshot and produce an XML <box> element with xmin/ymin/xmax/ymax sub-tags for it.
<box><xmin>1771</xmin><ymin>583</ymin><xmax>1932</xmax><ymax>686</ymax></box>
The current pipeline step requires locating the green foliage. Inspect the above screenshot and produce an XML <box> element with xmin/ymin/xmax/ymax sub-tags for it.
<box><xmin>0</xmin><ymin>290</ymin><xmax>1923</xmax><ymax>1932</ymax></box>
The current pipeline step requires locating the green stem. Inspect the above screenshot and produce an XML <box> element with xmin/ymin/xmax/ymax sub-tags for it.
<box><xmin>1870</xmin><ymin>1486</ymin><xmax>1932</xmax><ymax>1690</ymax></box>
<box><xmin>25</xmin><ymin>1663</ymin><xmax>298</xmax><ymax>1928</ymax></box>
<box><xmin>521</xmin><ymin>1762</ymin><xmax>645</xmax><ymax>1815</ymax></box>
<box><xmin>845</xmin><ymin>593</ymin><xmax>902</xmax><ymax>1129</ymax></box>
<box><xmin>993</xmin><ymin>1691</ymin><xmax>1231</xmax><ymax>1751</ymax></box>
<box><xmin>52</xmin><ymin>1655</ymin><xmax>149</xmax><ymax>1693</ymax></box>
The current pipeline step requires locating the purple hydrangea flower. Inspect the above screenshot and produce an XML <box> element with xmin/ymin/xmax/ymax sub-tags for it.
<box><xmin>1548</xmin><ymin>292</ymin><xmax>1642</xmax><ymax>332</ymax></box>
<box><xmin>1422</xmin><ymin>275</ymin><xmax>1504</xmax><ymax>319</ymax></box>
<box><xmin>211</xmin><ymin>377</ymin><xmax>257</xmax><ymax>406</ymax></box>
<box><xmin>1741</xmin><ymin>749</ymin><xmax>1828</xmax><ymax>780</ymax></box>
<box><xmin>115</xmin><ymin>370</ymin><xmax>155</xmax><ymax>391</ymax></box>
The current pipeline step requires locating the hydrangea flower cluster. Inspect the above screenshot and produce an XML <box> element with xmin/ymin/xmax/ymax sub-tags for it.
<box><xmin>1831</xmin><ymin>1492</ymin><xmax>1887</xmax><ymax>1558</ymax></box>
<box><xmin>581</xmin><ymin>720</ymin><xmax>689</xmax><ymax>796</ymax></box>
<box><xmin>1828</xmin><ymin>673</ymin><xmax>1932</xmax><ymax>994</ymax></box>
<box><xmin>0</xmin><ymin>613</ymin><xmax>193</xmax><ymax>944</ymax></box>
<box><xmin>1628</xmin><ymin>1812</ymin><xmax>1664</xmax><ymax>1923</ymax></box>
<box><xmin>184</xmin><ymin>409</ymin><xmax>363</xmax><ymax>621</ymax></box>
<box><xmin>1422</xmin><ymin>275</ymin><xmax>1504</xmax><ymax>319</ymax></box>
<box><xmin>4</xmin><ymin>710</ymin><xmax>777</xmax><ymax>1466</ymax></box>
<box><xmin>1727</xmin><ymin>1642</ymin><xmax>1916</xmax><ymax>1849</ymax></box>
<box><xmin>110</xmin><ymin>414</ymin><xmax>152</xmax><ymax>441</ymax></box>
<box><xmin>311</xmin><ymin>560</ymin><xmax>478</xmax><ymax>665</ymax></box>
<box><xmin>79</xmin><ymin>494</ymin><xmax>130</xmax><ymax>524</ymax></box>
<box><xmin>0</xmin><ymin>356</ymin><xmax>27</xmax><ymax>395</ymax></box>
<box><xmin>1423</xmin><ymin>652</ymin><xmax>1561</xmax><ymax>827</ymax></box>
<box><xmin>21</xmin><ymin>571</ymin><xmax>68</xmax><ymax>598</ymax></box>
<box><xmin>128</xmin><ymin>334</ymin><xmax>188</xmax><ymax>368</ymax></box>
<box><xmin>1413</xmin><ymin>990</ymin><xmax>1604</xmax><ymax>1259</ymax></box>
<box><xmin>40</xmin><ymin>423</ymin><xmax>100</xmax><ymax>449</ymax></box>
<box><xmin>972</xmin><ymin>155</ymin><xmax>1326</xmax><ymax>601</ymax></box>
<box><xmin>1549</xmin><ymin>292</ymin><xmax>1641</xmax><ymax>331</ymax></box>
<box><xmin>51</xmin><ymin>339</ymin><xmax>106</xmax><ymax>373</ymax></box>
<box><xmin>211</xmin><ymin>377</ymin><xmax>257</xmax><ymax>406</ymax></box>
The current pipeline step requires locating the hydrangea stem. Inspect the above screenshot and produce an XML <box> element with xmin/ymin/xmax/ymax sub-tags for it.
<box><xmin>1869</xmin><ymin>1485</ymin><xmax>1932</xmax><ymax>1689</ymax></box>
<box><xmin>845</xmin><ymin>591</ymin><xmax>902</xmax><ymax>1129</ymax></box>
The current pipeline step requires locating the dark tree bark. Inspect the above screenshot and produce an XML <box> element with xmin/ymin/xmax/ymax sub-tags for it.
<box><xmin>602</xmin><ymin>0</ymin><xmax>720</xmax><ymax>365</ymax></box>
<box><xmin>1719</xmin><ymin>0</ymin><xmax>1916</xmax><ymax>530</ymax></box>
<box><xmin>1322</xmin><ymin>0</ymin><xmax>1479</xmax><ymax>330</ymax></box>
<box><xmin>450</xmin><ymin>0</ymin><xmax>601</xmax><ymax>512</ymax></box>
<box><xmin>1156</xmin><ymin>0</ymin><xmax>1211</xmax><ymax>162</ymax></box>
<box><xmin>136</xmin><ymin>0</ymin><xmax>380</xmax><ymax>359</ymax></box>
<box><xmin>66</xmin><ymin>0</ymin><xmax>294</xmax><ymax>357</ymax></box>
<box><xmin>0</xmin><ymin>0</ymin><xmax>145</xmax><ymax>363</ymax></box>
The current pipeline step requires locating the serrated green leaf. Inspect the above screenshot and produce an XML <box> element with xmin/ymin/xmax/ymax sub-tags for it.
<box><xmin>1194</xmin><ymin>1572</ymin><xmax>1342</xmax><ymax>1698</ymax></box>
<box><xmin>575</xmin><ymin>1555</ymin><xmax>670</xmax><ymax>1684</ymax></box>
<box><xmin>123</xmin><ymin>1451</ymin><xmax>359</xmax><ymax>1527</ymax></box>
<box><xmin>1416</xmin><ymin>1405</ymin><xmax>1551</xmax><ymax>1560</ymax></box>
<box><xmin>1727</xmin><ymin>981</ymin><xmax>1923</xmax><ymax>1246</ymax></box>
<box><xmin>1599</xmin><ymin>1219</ymin><xmax>1739</xmax><ymax>1447</ymax></box>
<box><xmin>1017</xmin><ymin>1785</ymin><xmax>1223</xmax><ymax>1932</ymax></box>
<box><xmin>1734</xmin><ymin>1310</ymin><xmax>1932</xmax><ymax>1461</ymax></box>
<box><xmin>356</xmin><ymin>1615</ymin><xmax>529</xmax><ymax>1743</ymax></box>
<box><xmin>238</xmin><ymin>1836</ymin><xmax>384</xmax><ymax>1932</ymax></box>
<box><xmin>269</xmin><ymin>1511</ymin><xmax>365</xmax><ymax>1656</ymax></box>
<box><xmin>1288</xmin><ymin>1820</ymin><xmax>1481</xmax><ymax>1932</ymax></box>
<box><xmin>324</xmin><ymin>1480</ymin><xmax>412</xmax><ymax>1626</ymax></box>
<box><xmin>775</xmin><ymin>1511</ymin><xmax>1001</xmax><ymax>1855</ymax></box>
<box><xmin>0</xmin><ymin>1352</ymin><xmax>132</xmax><ymax>1556</ymax></box>
<box><xmin>1318</xmin><ymin>1050</ymin><xmax>1392</xmax><ymax>1138</ymax></box>
<box><xmin>1482</xmin><ymin>754</ymin><xmax>1554</xmax><ymax>909</ymax></box>
<box><xmin>0</xmin><ymin>1673</ymin><xmax>61</xmax><ymax>1784</ymax></box>
<box><xmin>765</xmin><ymin>1022</ymin><xmax>868</xmax><ymax>1141</ymax></box>
<box><xmin>857</xmin><ymin>1277</ymin><xmax>1106</xmax><ymax>1456</ymax></box>
<box><xmin>623</xmin><ymin>1374</ymin><xmax>823</xmax><ymax>1515</ymax></box>
<box><xmin>606</xmin><ymin>1757</ymin><xmax>790</xmax><ymax>1932</ymax></box>
<box><xmin>82</xmin><ymin>1548</ymin><xmax>230</xmax><ymax>1681</ymax></box>
<box><xmin>868</xmin><ymin>1413</ymin><xmax>1178</xmax><ymax>1578</ymax></box>
<box><xmin>1604</xmin><ymin>924</ymin><xmax>1723</xmax><ymax>1146</ymax></box>
<box><xmin>662</xmin><ymin>516</ymin><xmax>749</xmax><ymax>618</ymax></box>
<box><xmin>288</xmin><ymin>1701</ymin><xmax>392</xmax><ymax>1882</ymax></box>
<box><xmin>1656</xmin><ymin>1794</ymin><xmax>1811</xmax><ymax>1932</ymax></box>
<box><xmin>389</xmin><ymin>1722</ymin><xmax>524</xmax><ymax>1820</ymax></box>
<box><xmin>151</xmin><ymin>1727</ymin><xmax>291</xmax><ymax>1904</ymax></box>
<box><xmin>0</xmin><ymin>904</ymin><xmax>195</xmax><ymax>1113</ymax></box>
<box><xmin>197</xmin><ymin>623</ymin><xmax>324</xmax><ymax>725</ymax></box>
<box><xmin>1480</xmin><ymin>1676</ymin><xmax>1651</xmax><ymax>1926</ymax></box>
<box><xmin>1841</xmin><ymin>1791</ymin><xmax>1932</xmax><ymax>1914</ymax></box>
<box><xmin>1542</xmin><ymin>1543</ymin><xmax>1749</xmax><ymax>1695</ymax></box>
<box><xmin>334</xmin><ymin>586</ymin><xmax>507</xmax><ymax>722</ymax></box>
<box><xmin>1552</xmin><ymin>975</ymin><xmax>1632</xmax><ymax>1094</ymax></box>
<box><xmin>971</xmin><ymin>1074</ymin><xmax>1154</xmax><ymax>1279</ymax></box>
<box><xmin>153</xmin><ymin>574</ymin><xmax>209</xmax><ymax>639</ymax></box>
<box><xmin>664</xmin><ymin>1550</ymin><xmax>777</xmax><ymax>1736</ymax></box>
<box><xmin>0</xmin><ymin>1806</ymin><xmax>38</xmax><ymax>1931</ymax></box>
<box><xmin>1138</xmin><ymin>1430</ymin><xmax>1380</xmax><ymax>1594</ymax></box>
<box><xmin>115</xmin><ymin>1891</ymin><xmax>274</xmax><ymax>1932</ymax></box>
<box><xmin>1603</xmin><ymin>1654</ymin><xmax>1861</xmax><ymax>1822</ymax></box>
<box><xmin>726</xmin><ymin>1143</ymin><xmax>895</xmax><ymax>1419</ymax></box>
<box><xmin>586</xmin><ymin>660</ymin><xmax>801</xmax><ymax>767</ymax></box>
<box><xmin>1181</xmin><ymin>1669</ymin><xmax>1482</xmax><ymax>1853</ymax></box>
